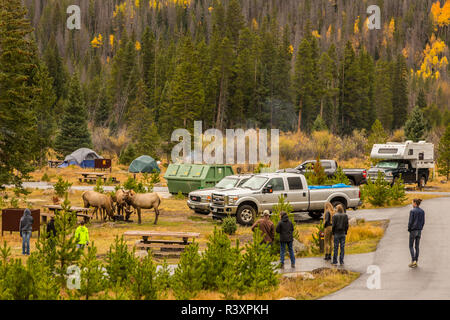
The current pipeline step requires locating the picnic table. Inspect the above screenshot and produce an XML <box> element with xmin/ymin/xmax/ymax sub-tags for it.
<box><xmin>48</xmin><ymin>160</ymin><xmax>63</xmax><ymax>168</ymax></box>
<box><xmin>42</xmin><ymin>205</ymin><xmax>91</xmax><ymax>223</ymax></box>
<box><xmin>76</xmin><ymin>172</ymin><xmax>118</xmax><ymax>184</ymax></box>
<box><xmin>124</xmin><ymin>231</ymin><xmax>200</xmax><ymax>258</ymax></box>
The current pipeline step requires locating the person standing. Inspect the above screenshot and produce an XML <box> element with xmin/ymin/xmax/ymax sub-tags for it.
<box><xmin>46</xmin><ymin>216</ymin><xmax>57</xmax><ymax>238</ymax></box>
<box><xmin>331</xmin><ymin>205</ymin><xmax>348</xmax><ymax>266</ymax></box>
<box><xmin>408</xmin><ymin>198</ymin><xmax>425</xmax><ymax>268</ymax></box>
<box><xmin>19</xmin><ymin>208</ymin><xmax>34</xmax><ymax>255</ymax></box>
<box><xmin>276</xmin><ymin>211</ymin><xmax>295</xmax><ymax>269</ymax></box>
<box><xmin>323</xmin><ymin>202</ymin><xmax>335</xmax><ymax>261</ymax></box>
<box><xmin>251</xmin><ymin>210</ymin><xmax>275</xmax><ymax>246</ymax></box>
<box><xmin>75</xmin><ymin>220</ymin><xmax>90</xmax><ymax>249</ymax></box>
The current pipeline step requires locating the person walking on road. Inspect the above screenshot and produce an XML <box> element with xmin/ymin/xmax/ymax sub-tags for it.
<box><xmin>276</xmin><ymin>211</ymin><xmax>295</xmax><ymax>269</ymax></box>
<box><xmin>331</xmin><ymin>205</ymin><xmax>348</xmax><ymax>266</ymax></box>
<box><xmin>408</xmin><ymin>198</ymin><xmax>425</xmax><ymax>268</ymax></box>
<box><xmin>19</xmin><ymin>209</ymin><xmax>34</xmax><ymax>255</ymax></box>
<box><xmin>323</xmin><ymin>202</ymin><xmax>335</xmax><ymax>261</ymax></box>
<box><xmin>75</xmin><ymin>221</ymin><xmax>90</xmax><ymax>249</ymax></box>
<box><xmin>251</xmin><ymin>210</ymin><xmax>275</xmax><ymax>245</ymax></box>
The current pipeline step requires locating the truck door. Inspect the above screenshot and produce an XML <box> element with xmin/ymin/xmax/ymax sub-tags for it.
<box><xmin>285</xmin><ymin>176</ymin><xmax>309</xmax><ymax>212</ymax></box>
<box><xmin>260</xmin><ymin>178</ymin><xmax>286</xmax><ymax>212</ymax></box>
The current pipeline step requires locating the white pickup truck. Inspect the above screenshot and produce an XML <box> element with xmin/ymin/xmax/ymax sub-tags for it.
<box><xmin>210</xmin><ymin>172</ymin><xmax>362</xmax><ymax>226</ymax></box>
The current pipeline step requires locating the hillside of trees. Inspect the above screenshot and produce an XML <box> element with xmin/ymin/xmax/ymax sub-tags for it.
<box><xmin>1</xmin><ymin>0</ymin><xmax>450</xmax><ymax>185</ymax></box>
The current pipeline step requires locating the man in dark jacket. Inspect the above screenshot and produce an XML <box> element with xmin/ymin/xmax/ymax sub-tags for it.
<box><xmin>331</xmin><ymin>205</ymin><xmax>348</xmax><ymax>266</ymax></box>
<box><xmin>46</xmin><ymin>216</ymin><xmax>57</xmax><ymax>242</ymax></box>
<box><xmin>408</xmin><ymin>199</ymin><xmax>425</xmax><ymax>268</ymax></box>
<box><xmin>19</xmin><ymin>209</ymin><xmax>34</xmax><ymax>255</ymax></box>
<box><xmin>252</xmin><ymin>210</ymin><xmax>275</xmax><ymax>245</ymax></box>
<box><xmin>276</xmin><ymin>212</ymin><xmax>295</xmax><ymax>269</ymax></box>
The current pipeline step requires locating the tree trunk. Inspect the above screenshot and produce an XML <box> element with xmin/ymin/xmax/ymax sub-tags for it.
<box><xmin>297</xmin><ymin>99</ymin><xmax>302</xmax><ymax>133</ymax></box>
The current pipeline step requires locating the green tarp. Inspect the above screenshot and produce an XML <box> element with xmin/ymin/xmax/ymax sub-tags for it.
<box><xmin>129</xmin><ymin>155</ymin><xmax>160</xmax><ymax>173</ymax></box>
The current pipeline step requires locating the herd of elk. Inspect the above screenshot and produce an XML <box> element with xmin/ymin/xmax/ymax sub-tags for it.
<box><xmin>82</xmin><ymin>189</ymin><xmax>162</xmax><ymax>224</ymax></box>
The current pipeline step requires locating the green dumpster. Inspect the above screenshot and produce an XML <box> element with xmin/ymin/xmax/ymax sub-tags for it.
<box><xmin>164</xmin><ymin>164</ymin><xmax>234</xmax><ymax>195</ymax></box>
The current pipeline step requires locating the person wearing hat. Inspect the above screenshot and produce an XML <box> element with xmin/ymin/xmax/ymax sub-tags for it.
<box><xmin>19</xmin><ymin>208</ymin><xmax>34</xmax><ymax>255</ymax></box>
<box><xmin>74</xmin><ymin>220</ymin><xmax>90</xmax><ymax>249</ymax></box>
<box><xmin>251</xmin><ymin>210</ymin><xmax>275</xmax><ymax>245</ymax></box>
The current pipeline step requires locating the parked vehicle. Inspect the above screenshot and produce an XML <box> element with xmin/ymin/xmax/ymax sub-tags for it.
<box><xmin>187</xmin><ymin>175</ymin><xmax>253</xmax><ymax>215</ymax></box>
<box><xmin>210</xmin><ymin>173</ymin><xmax>362</xmax><ymax>225</ymax></box>
<box><xmin>368</xmin><ymin>141</ymin><xmax>435</xmax><ymax>188</ymax></box>
<box><xmin>278</xmin><ymin>159</ymin><xmax>367</xmax><ymax>186</ymax></box>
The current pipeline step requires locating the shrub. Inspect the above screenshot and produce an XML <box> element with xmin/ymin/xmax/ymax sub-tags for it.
<box><xmin>76</xmin><ymin>243</ymin><xmax>106</xmax><ymax>300</ymax></box>
<box><xmin>328</xmin><ymin>166</ymin><xmax>351</xmax><ymax>185</ymax></box>
<box><xmin>390</xmin><ymin>176</ymin><xmax>407</xmax><ymax>204</ymax></box>
<box><xmin>174</xmin><ymin>191</ymin><xmax>185</xmax><ymax>200</ymax></box>
<box><xmin>171</xmin><ymin>242</ymin><xmax>203</xmax><ymax>300</ymax></box>
<box><xmin>201</xmin><ymin>228</ymin><xmax>241</xmax><ymax>291</ymax></box>
<box><xmin>106</xmin><ymin>236</ymin><xmax>136</xmax><ymax>285</ymax></box>
<box><xmin>53</xmin><ymin>177</ymin><xmax>72</xmax><ymax>198</ymax></box>
<box><xmin>123</xmin><ymin>177</ymin><xmax>146</xmax><ymax>193</ymax></box>
<box><xmin>41</xmin><ymin>172</ymin><xmax>51</xmax><ymax>182</ymax></box>
<box><xmin>221</xmin><ymin>215</ymin><xmax>237</xmax><ymax>235</ymax></box>
<box><xmin>131</xmin><ymin>254</ymin><xmax>159</xmax><ymax>300</ymax></box>
<box><xmin>360</xmin><ymin>171</ymin><xmax>391</xmax><ymax>206</ymax></box>
<box><xmin>239</xmin><ymin>229</ymin><xmax>279</xmax><ymax>296</ymax></box>
<box><xmin>94</xmin><ymin>178</ymin><xmax>104</xmax><ymax>193</ymax></box>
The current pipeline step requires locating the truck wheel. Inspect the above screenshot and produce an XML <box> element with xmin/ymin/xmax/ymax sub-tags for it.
<box><xmin>308</xmin><ymin>212</ymin><xmax>322</xmax><ymax>220</ymax></box>
<box><xmin>418</xmin><ymin>176</ymin><xmax>426</xmax><ymax>189</ymax></box>
<box><xmin>236</xmin><ymin>205</ymin><xmax>256</xmax><ymax>226</ymax></box>
<box><xmin>332</xmin><ymin>200</ymin><xmax>347</xmax><ymax>213</ymax></box>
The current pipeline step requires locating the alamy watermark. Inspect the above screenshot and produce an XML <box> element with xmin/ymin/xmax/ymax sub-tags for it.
<box><xmin>367</xmin><ymin>5</ymin><xmax>381</xmax><ymax>30</ymax></box>
<box><xmin>171</xmin><ymin>121</ymin><xmax>279</xmax><ymax>169</ymax></box>
<box><xmin>366</xmin><ymin>265</ymin><xmax>381</xmax><ymax>290</ymax></box>
<box><xmin>67</xmin><ymin>5</ymin><xmax>81</xmax><ymax>30</ymax></box>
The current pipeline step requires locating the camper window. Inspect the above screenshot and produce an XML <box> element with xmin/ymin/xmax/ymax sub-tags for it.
<box><xmin>378</xmin><ymin>148</ymin><xmax>398</xmax><ymax>154</ymax></box>
<box><xmin>376</xmin><ymin>161</ymin><xmax>399</xmax><ymax>169</ymax></box>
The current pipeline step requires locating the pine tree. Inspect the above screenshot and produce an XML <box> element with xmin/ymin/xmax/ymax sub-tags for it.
<box><xmin>239</xmin><ymin>229</ymin><xmax>278</xmax><ymax>297</ymax></box>
<box><xmin>166</xmin><ymin>37</ymin><xmax>205</xmax><ymax>129</ymax></box>
<box><xmin>374</xmin><ymin>60</ymin><xmax>394</xmax><ymax>131</ymax></box>
<box><xmin>437</xmin><ymin>125</ymin><xmax>450</xmax><ymax>180</ymax></box>
<box><xmin>293</xmin><ymin>24</ymin><xmax>320</xmax><ymax>133</ymax></box>
<box><xmin>127</xmin><ymin>80</ymin><xmax>160</xmax><ymax>157</ymax></box>
<box><xmin>312</xmin><ymin>114</ymin><xmax>328</xmax><ymax>132</ymax></box>
<box><xmin>43</xmin><ymin>37</ymin><xmax>68</xmax><ymax>102</ymax></box>
<box><xmin>392</xmin><ymin>54</ymin><xmax>409</xmax><ymax>129</ymax></box>
<box><xmin>339</xmin><ymin>41</ymin><xmax>361</xmax><ymax>135</ymax></box>
<box><xmin>94</xmin><ymin>86</ymin><xmax>111</xmax><ymax>127</ymax></box>
<box><xmin>172</xmin><ymin>242</ymin><xmax>203</xmax><ymax>300</ymax></box>
<box><xmin>54</xmin><ymin>73</ymin><xmax>92</xmax><ymax>157</ymax></box>
<box><xmin>416</xmin><ymin>89</ymin><xmax>427</xmax><ymax>109</ymax></box>
<box><xmin>32</xmin><ymin>63</ymin><xmax>57</xmax><ymax>164</ymax></box>
<box><xmin>404</xmin><ymin>106</ymin><xmax>427</xmax><ymax>141</ymax></box>
<box><xmin>141</xmin><ymin>27</ymin><xmax>156</xmax><ymax>109</ymax></box>
<box><xmin>53</xmin><ymin>196</ymin><xmax>82</xmax><ymax>286</ymax></box>
<box><xmin>367</xmin><ymin>119</ymin><xmax>388</xmax><ymax>155</ymax></box>
<box><xmin>131</xmin><ymin>254</ymin><xmax>159</xmax><ymax>300</ymax></box>
<box><xmin>77</xmin><ymin>243</ymin><xmax>106</xmax><ymax>300</ymax></box>
<box><xmin>0</xmin><ymin>0</ymin><xmax>41</xmax><ymax>187</ymax></box>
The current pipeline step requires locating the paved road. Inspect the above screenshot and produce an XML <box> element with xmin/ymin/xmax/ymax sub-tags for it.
<box><xmin>322</xmin><ymin>196</ymin><xmax>450</xmax><ymax>300</ymax></box>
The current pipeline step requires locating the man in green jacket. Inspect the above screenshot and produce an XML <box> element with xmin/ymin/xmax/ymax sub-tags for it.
<box><xmin>75</xmin><ymin>221</ymin><xmax>90</xmax><ymax>249</ymax></box>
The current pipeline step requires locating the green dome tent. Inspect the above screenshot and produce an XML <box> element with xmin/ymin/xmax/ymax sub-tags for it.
<box><xmin>129</xmin><ymin>155</ymin><xmax>161</xmax><ymax>173</ymax></box>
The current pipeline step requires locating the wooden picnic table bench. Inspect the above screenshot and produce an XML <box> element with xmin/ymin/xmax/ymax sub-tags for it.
<box><xmin>48</xmin><ymin>160</ymin><xmax>63</xmax><ymax>168</ymax></box>
<box><xmin>124</xmin><ymin>231</ymin><xmax>200</xmax><ymax>258</ymax></box>
<box><xmin>76</xmin><ymin>172</ymin><xmax>119</xmax><ymax>184</ymax></box>
<box><xmin>42</xmin><ymin>205</ymin><xmax>91</xmax><ymax>223</ymax></box>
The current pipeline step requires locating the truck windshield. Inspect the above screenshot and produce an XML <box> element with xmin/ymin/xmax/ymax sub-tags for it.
<box><xmin>215</xmin><ymin>177</ymin><xmax>239</xmax><ymax>189</ymax></box>
<box><xmin>241</xmin><ymin>176</ymin><xmax>269</xmax><ymax>190</ymax></box>
<box><xmin>376</xmin><ymin>161</ymin><xmax>399</xmax><ymax>169</ymax></box>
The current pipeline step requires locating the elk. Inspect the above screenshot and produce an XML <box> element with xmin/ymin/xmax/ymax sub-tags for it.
<box><xmin>124</xmin><ymin>190</ymin><xmax>161</xmax><ymax>224</ymax></box>
<box><xmin>82</xmin><ymin>191</ymin><xmax>115</xmax><ymax>221</ymax></box>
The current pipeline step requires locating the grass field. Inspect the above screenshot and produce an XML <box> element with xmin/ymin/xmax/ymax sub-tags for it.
<box><xmin>0</xmin><ymin>186</ymin><xmax>387</xmax><ymax>264</ymax></box>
